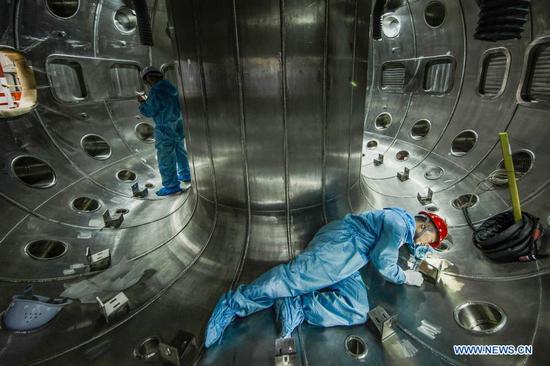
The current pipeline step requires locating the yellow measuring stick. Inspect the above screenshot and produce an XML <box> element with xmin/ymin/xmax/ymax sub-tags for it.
<box><xmin>498</xmin><ymin>132</ymin><xmax>522</xmax><ymax>223</ymax></box>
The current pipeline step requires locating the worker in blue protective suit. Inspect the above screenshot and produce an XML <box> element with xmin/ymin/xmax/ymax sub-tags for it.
<box><xmin>137</xmin><ymin>66</ymin><xmax>191</xmax><ymax>197</ymax></box>
<box><xmin>205</xmin><ymin>208</ymin><xmax>448</xmax><ymax>347</ymax></box>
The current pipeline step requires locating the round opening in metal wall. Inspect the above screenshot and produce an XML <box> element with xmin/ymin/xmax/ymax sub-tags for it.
<box><xmin>497</xmin><ymin>149</ymin><xmax>535</xmax><ymax>177</ymax></box>
<box><xmin>396</xmin><ymin>150</ymin><xmax>410</xmax><ymax>161</ymax></box>
<box><xmin>424</xmin><ymin>166</ymin><xmax>444</xmax><ymax>180</ymax></box>
<box><xmin>46</xmin><ymin>0</ymin><xmax>80</xmax><ymax>18</ymax></box>
<box><xmin>434</xmin><ymin>240</ymin><xmax>450</xmax><ymax>252</ymax></box>
<box><xmin>451</xmin><ymin>130</ymin><xmax>478</xmax><ymax>157</ymax></box>
<box><xmin>135</xmin><ymin>122</ymin><xmax>155</xmax><ymax>143</ymax></box>
<box><xmin>117</xmin><ymin>169</ymin><xmax>137</xmax><ymax>183</ymax></box>
<box><xmin>134</xmin><ymin>336</ymin><xmax>161</xmax><ymax>361</ymax></box>
<box><xmin>345</xmin><ymin>335</ymin><xmax>368</xmax><ymax>359</ymax></box>
<box><xmin>12</xmin><ymin>156</ymin><xmax>57</xmax><ymax>189</ymax></box>
<box><xmin>81</xmin><ymin>134</ymin><xmax>112</xmax><ymax>160</ymax></box>
<box><xmin>367</xmin><ymin>140</ymin><xmax>378</xmax><ymax>149</ymax></box>
<box><xmin>424</xmin><ymin>1</ymin><xmax>446</xmax><ymax>28</ymax></box>
<box><xmin>454</xmin><ymin>301</ymin><xmax>507</xmax><ymax>334</ymax></box>
<box><xmin>375</xmin><ymin>113</ymin><xmax>392</xmax><ymax>130</ymax></box>
<box><xmin>25</xmin><ymin>240</ymin><xmax>68</xmax><ymax>261</ymax></box>
<box><xmin>114</xmin><ymin>7</ymin><xmax>137</xmax><ymax>33</ymax></box>
<box><xmin>145</xmin><ymin>183</ymin><xmax>155</xmax><ymax>189</ymax></box>
<box><xmin>410</xmin><ymin>119</ymin><xmax>431</xmax><ymax>140</ymax></box>
<box><xmin>382</xmin><ymin>14</ymin><xmax>401</xmax><ymax>38</ymax></box>
<box><xmin>115</xmin><ymin>208</ymin><xmax>129</xmax><ymax>215</ymax></box>
<box><xmin>72</xmin><ymin>197</ymin><xmax>101</xmax><ymax>212</ymax></box>
<box><xmin>426</xmin><ymin>205</ymin><xmax>439</xmax><ymax>212</ymax></box>
<box><xmin>452</xmin><ymin>194</ymin><xmax>478</xmax><ymax>209</ymax></box>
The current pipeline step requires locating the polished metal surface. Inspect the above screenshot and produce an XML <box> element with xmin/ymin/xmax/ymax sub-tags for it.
<box><xmin>0</xmin><ymin>0</ymin><xmax>549</xmax><ymax>365</ymax></box>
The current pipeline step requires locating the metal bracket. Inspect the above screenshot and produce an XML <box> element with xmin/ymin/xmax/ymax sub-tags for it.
<box><xmin>274</xmin><ymin>337</ymin><xmax>297</xmax><ymax>366</ymax></box>
<box><xmin>397</xmin><ymin>167</ymin><xmax>410</xmax><ymax>181</ymax></box>
<box><xmin>96</xmin><ymin>292</ymin><xmax>130</xmax><ymax>324</ymax></box>
<box><xmin>368</xmin><ymin>306</ymin><xmax>398</xmax><ymax>341</ymax></box>
<box><xmin>86</xmin><ymin>247</ymin><xmax>111</xmax><ymax>271</ymax></box>
<box><xmin>418</xmin><ymin>260</ymin><xmax>442</xmax><ymax>284</ymax></box>
<box><xmin>417</xmin><ymin>187</ymin><xmax>433</xmax><ymax>205</ymax></box>
<box><xmin>103</xmin><ymin>210</ymin><xmax>124</xmax><ymax>229</ymax></box>
<box><xmin>374</xmin><ymin>154</ymin><xmax>384</xmax><ymax>166</ymax></box>
<box><xmin>132</xmin><ymin>182</ymin><xmax>148</xmax><ymax>198</ymax></box>
<box><xmin>158</xmin><ymin>331</ymin><xmax>198</xmax><ymax>366</ymax></box>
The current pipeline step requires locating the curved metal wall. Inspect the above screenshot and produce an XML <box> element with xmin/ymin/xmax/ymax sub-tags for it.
<box><xmin>0</xmin><ymin>0</ymin><xmax>549</xmax><ymax>365</ymax></box>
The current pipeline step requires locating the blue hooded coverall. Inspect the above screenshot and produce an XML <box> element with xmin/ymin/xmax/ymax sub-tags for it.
<box><xmin>205</xmin><ymin>208</ymin><xmax>431</xmax><ymax>347</ymax></box>
<box><xmin>139</xmin><ymin>79</ymin><xmax>191</xmax><ymax>188</ymax></box>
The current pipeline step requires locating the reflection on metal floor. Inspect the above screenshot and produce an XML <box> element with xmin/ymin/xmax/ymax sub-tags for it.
<box><xmin>1</xmin><ymin>0</ymin><xmax>550</xmax><ymax>365</ymax></box>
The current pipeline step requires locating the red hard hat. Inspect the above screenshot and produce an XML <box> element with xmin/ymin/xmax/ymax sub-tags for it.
<box><xmin>418</xmin><ymin>211</ymin><xmax>448</xmax><ymax>248</ymax></box>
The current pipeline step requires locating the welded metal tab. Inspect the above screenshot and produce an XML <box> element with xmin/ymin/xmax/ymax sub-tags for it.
<box><xmin>397</xmin><ymin>167</ymin><xmax>410</xmax><ymax>181</ymax></box>
<box><xmin>158</xmin><ymin>331</ymin><xmax>198</xmax><ymax>366</ymax></box>
<box><xmin>418</xmin><ymin>260</ymin><xmax>442</xmax><ymax>284</ymax></box>
<box><xmin>103</xmin><ymin>210</ymin><xmax>124</xmax><ymax>229</ymax></box>
<box><xmin>97</xmin><ymin>292</ymin><xmax>130</xmax><ymax>324</ymax></box>
<box><xmin>417</xmin><ymin>187</ymin><xmax>433</xmax><ymax>205</ymax></box>
<box><xmin>131</xmin><ymin>182</ymin><xmax>148</xmax><ymax>198</ymax></box>
<box><xmin>274</xmin><ymin>337</ymin><xmax>297</xmax><ymax>366</ymax></box>
<box><xmin>86</xmin><ymin>247</ymin><xmax>111</xmax><ymax>271</ymax></box>
<box><xmin>368</xmin><ymin>306</ymin><xmax>397</xmax><ymax>341</ymax></box>
<box><xmin>374</xmin><ymin>153</ymin><xmax>384</xmax><ymax>166</ymax></box>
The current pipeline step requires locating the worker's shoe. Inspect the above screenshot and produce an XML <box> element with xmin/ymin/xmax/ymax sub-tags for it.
<box><xmin>205</xmin><ymin>291</ymin><xmax>237</xmax><ymax>348</ymax></box>
<box><xmin>155</xmin><ymin>185</ymin><xmax>182</xmax><ymax>197</ymax></box>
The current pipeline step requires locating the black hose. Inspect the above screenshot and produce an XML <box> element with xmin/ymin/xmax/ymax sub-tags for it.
<box><xmin>462</xmin><ymin>207</ymin><xmax>544</xmax><ymax>262</ymax></box>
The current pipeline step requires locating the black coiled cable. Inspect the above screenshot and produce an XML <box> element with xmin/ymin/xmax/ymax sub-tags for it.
<box><xmin>462</xmin><ymin>208</ymin><xmax>544</xmax><ymax>262</ymax></box>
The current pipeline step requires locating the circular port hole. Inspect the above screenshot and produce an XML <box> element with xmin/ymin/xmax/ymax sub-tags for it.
<box><xmin>145</xmin><ymin>183</ymin><xmax>155</xmax><ymax>189</ymax></box>
<box><xmin>424</xmin><ymin>166</ymin><xmax>444</xmax><ymax>180</ymax></box>
<box><xmin>135</xmin><ymin>122</ymin><xmax>155</xmax><ymax>143</ymax></box>
<box><xmin>434</xmin><ymin>240</ymin><xmax>450</xmax><ymax>252</ymax></box>
<box><xmin>425</xmin><ymin>1</ymin><xmax>446</xmax><ymax>28</ymax></box>
<box><xmin>454</xmin><ymin>301</ymin><xmax>506</xmax><ymax>334</ymax></box>
<box><xmin>115</xmin><ymin>208</ymin><xmax>129</xmax><ymax>215</ymax></box>
<box><xmin>451</xmin><ymin>130</ymin><xmax>478</xmax><ymax>157</ymax></box>
<box><xmin>113</xmin><ymin>6</ymin><xmax>137</xmax><ymax>33</ymax></box>
<box><xmin>452</xmin><ymin>194</ymin><xmax>478</xmax><ymax>209</ymax></box>
<box><xmin>116</xmin><ymin>169</ymin><xmax>137</xmax><ymax>183</ymax></box>
<box><xmin>375</xmin><ymin>112</ymin><xmax>392</xmax><ymax>130</ymax></box>
<box><xmin>497</xmin><ymin>149</ymin><xmax>534</xmax><ymax>177</ymax></box>
<box><xmin>81</xmin><ymin>134</ymin><xmax>112</xmax><ymax>160</ymax></box>
<box><xmin>46</xmin><ymin>0</ymin><xmax>79</xmax><ymax>19</ymax></box>
<box><xmin>25</xmin><ymin>240</ymin><xmax>68</xmax><ymax>260</ymax></box>
<box><xmin>72</xmin><ymin>197</ymin><xmax>101</xmax><ymax>212</ymax></box>
<box><xmin>12</xmin><ymin>156</ymin><xmax>56</xmax><ymax>189</ymax></box>
<box><xmin>366</xmin><ymin>140</ymin><xmax>378</xmax><ymax>149</ymax></box>
<box><xmin>426</xmin><ymin>205</ymin><xmax>439</xmax><ymax>212</ymax></box>
<box><xmin>382</xmin><ymin>14</ymin><xmax>401</xmax><ymax>38</ymax></box>
<box><xmin>134</xmin><ymin>336</ymin><xmax>161</xmax><ymax>361</ymax></box>
<box><xmin>411</xmin><ymin>119</ymin><xmax>431</xmax><ymax>140</ymax></box>
<box><xmin>345</xmin><ymin>335</ymin><xmax>368</xmax><ymax>359</ymax></box>
<box><xmin>396</xmin><ymin>150</ymin><xmax>410</xmax><ymax>161</ymax></box>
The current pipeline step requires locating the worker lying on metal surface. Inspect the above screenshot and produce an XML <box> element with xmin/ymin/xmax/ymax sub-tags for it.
<box><xmin>204</xmin><ymin>208</ymin><xmax>448</xmax><ymax>347</ymax></box>
<box><xmin>137</xmin><ymin>66</ymin><xmax>191</xmax><ymax>197</ymax></box>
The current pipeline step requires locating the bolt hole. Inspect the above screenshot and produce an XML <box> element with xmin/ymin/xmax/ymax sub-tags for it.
<box><xmin>424</xmin><ymin>166</ymin><xmax>444</xmax><ymax>180</ymax></box>
<box><xmin>25</xmin><ymin>240</ymin><xmax>68</xmax><ymax>260</ymax></box>
<box><xmin>345</xmin><ymin>335</ymin><xmax>368</xmax><ymax>359</ymax></box>
<box><xmin>367</xmin><ymin>140</ymin><xmax>378</xmax><ymax>149</ymax></box>
<box><xmin>116</xmin><ymin>169</ymin><xmax>137</xmax><ymax>183</ymax></box>
<box><xmin>452</xmin><ymin>194</ymin><xmax>478</xmax><ymax>209</ymax></box>
<box><xmin>396</xmin><ymin>150</ymin><xmax>410</xmax><ymax>161</ymax></box>
<box><xmin>81</xmin><ymin>134</ymin><xmax>112</xmax><ymax>160</ymax></box>
<box><xmin>145</xmin><ymin>183</ymin><xmax>154</xmax><ymax>189</ymax></box>
<box><xmin>72</xmin><ymin>197</ymin><xmax>101</xmax><ymax>212</ymax></box>
<box><xmin>135</xmin><ymin>122</ymin><xmax>155</xmax><ymax>143</ymax></box>
<box><xmin>115</xmin><ymin>208</ymin><xmax>129</xmax><ymax>215</ymax></box>
<box><xmin>114</xmin><ymin>6</ymin><xmax>137</xmax><ymax>33</ymax></box>
<box><xmin>134</xmin><ymin>336</ymin><xmax>161</xmax><ymax>360</ymax></box>
<box><xmin>454</xmin><ymin>301</ymin><xmax>506</xmax><ymax>334</ymax></box>
<box><xmin>375</xmin><ymin>112</ymin><xmax>392</xmax><ymax>130</ymax></box>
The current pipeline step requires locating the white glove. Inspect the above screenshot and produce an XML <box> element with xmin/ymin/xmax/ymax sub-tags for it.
<box><xmin>404</xmin><ymin>270</ymin><xmax>424</xmax><ymax>287</ymax></box>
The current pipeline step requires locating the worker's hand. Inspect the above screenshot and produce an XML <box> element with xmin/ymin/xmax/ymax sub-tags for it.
<box><xmin>404</xmin><ymin>270</ymin><xmax>424</xmax><ymax>287</ymax></box>
<box><xmin>136</xmin><ymin>94</ymin><xmax>146</xmax><ymax>103</ymax></box>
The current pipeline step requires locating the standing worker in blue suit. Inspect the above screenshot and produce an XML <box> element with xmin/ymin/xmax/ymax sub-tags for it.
<box><xmin>137</xmin><ymin>66</ymin><xmax>191</xmax><ymax>196</ymax></box>
<box><xmin>205</xmin><ymin>208</ymin><xmax>448</xmax><ymax>347</ymax></box>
